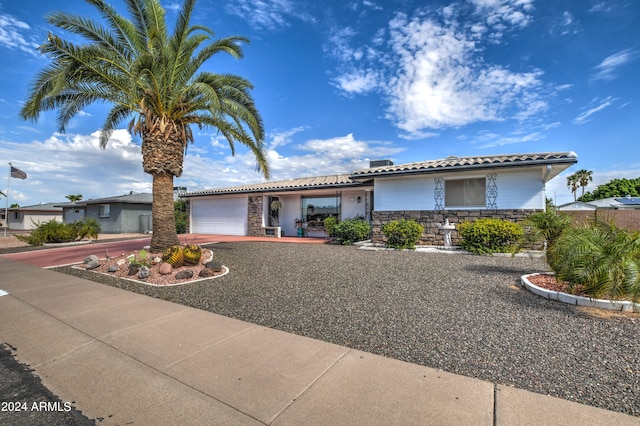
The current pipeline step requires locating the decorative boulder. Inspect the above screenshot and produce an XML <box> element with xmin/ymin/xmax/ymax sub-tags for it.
<box><xmin>200</xmin><ymin>249</ymin><xmax>214</xmax><ymax>265</ymax></box>
<box><xmin>138</xmin><ymin>266</ymin><xmax>150</xmax><ymax>279</ymax></box>
<box><xmin>205</xmin><ymin>261</ymin><xmax>224</xmax><ymax>273</ymax></box>
<box><xmin>127</xmin><ymin>265</ymin><xmax>140</xmax><ymax>276</ymax></box>
<box><xmin>199</xmin><ymin>268</ymin><xmax>215</xmax><ymax>278</ymax></box>
<box><xmin>83</xmin><ymin>254</ymin><xmax>100</xmax><ymax>270</ymax></box>
<box><xmin>175</xmin><ymin>270</ymin><xmax>193</xmax><ymax>280</ymax></box>
<box><xmin>107</xmin><ymin>265</ymin><xmax>119</xmax><ymax>273</ymax></box>
<box><xmin>158</xmin><ymin>262</ymin><xmax>173</xmax><ymax>275</ymax></box>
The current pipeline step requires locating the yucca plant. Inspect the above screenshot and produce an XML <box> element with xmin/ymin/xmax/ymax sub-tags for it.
<box><xmin>550</xmin><ymin>218</ymin><xmax>640</xmax><ymax>302</ymax></box>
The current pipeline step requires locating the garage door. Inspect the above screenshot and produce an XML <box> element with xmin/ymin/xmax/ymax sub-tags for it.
<box><xmin>191</xmin><ymin>197</ymin><xmax>248</xmax><ymax>235</ymax></box>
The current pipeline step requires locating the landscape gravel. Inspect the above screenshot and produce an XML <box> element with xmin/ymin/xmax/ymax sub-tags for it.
<box><xmin>52</xmin><ymin>241</ymin><xmax>640</xmax><ymax>417</ymax></box>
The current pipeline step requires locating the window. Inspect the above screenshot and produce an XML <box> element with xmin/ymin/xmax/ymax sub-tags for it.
<box><xmin>99</xmin><ymin>204</ymin><xmax>110</xmax><ymax>218</ymax></box>
<box><xmin>445</xmin><ymin>178</ymin><xmax>486</xmax><ymax>208</ymax></box>
<box><xmin>302</xmin><ymin>196</ymin><xmax>340</xmax><ymax>224</ymax></box>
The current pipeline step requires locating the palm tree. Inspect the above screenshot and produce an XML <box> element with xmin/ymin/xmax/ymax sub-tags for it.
<box><xmin>575</xmin><ymin>169</ymin><xmax>593</xmax><ymax>199</ymax></box>
<box><xmin>20</xmin><ymin>0</ymin><xmax>269</xmax><ymax>251</ymax></box>
<box><xmin>566</xmin><ymin>173</ymin><xmax>579</xmax><ymax>202</ymax></box>
<box><xmin>65</xmin><ymin>194</ymin><xmax>83</xmax><ymax>203</ymax></box>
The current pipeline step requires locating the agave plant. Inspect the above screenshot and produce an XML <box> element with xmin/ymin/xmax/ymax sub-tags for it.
<box><xmin>550</xmin><ymin>218</ymin><xmax>640</xmax><ymax>301</ymax></box>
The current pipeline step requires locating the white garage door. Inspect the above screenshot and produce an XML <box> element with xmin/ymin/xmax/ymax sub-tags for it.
<box><xmin>191</xmin><ymin>197</ymin><xmax>248</xmax><ymax>235</ymax></box>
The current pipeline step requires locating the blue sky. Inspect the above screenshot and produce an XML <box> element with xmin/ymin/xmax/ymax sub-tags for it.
<box><xmin>0</xmin><ymin>0</ymin><xmax>638</xmax><ymax>207</ymax></box>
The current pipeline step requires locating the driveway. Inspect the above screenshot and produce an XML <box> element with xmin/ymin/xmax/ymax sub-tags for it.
<box><xmin>0</xmin><ymin>234</ymin><xmax>326</xmax><ymax>268</ymax></box>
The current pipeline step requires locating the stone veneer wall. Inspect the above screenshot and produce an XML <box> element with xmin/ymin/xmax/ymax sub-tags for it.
<box><xmin>247</xmin><ymin>196</ymin><xmax>265</xmax><ymax>236</ymax></box>
<box><xmin>371</xmin><ymin>209</ymin><xmax>541</xmax><ymax>246</ymax></box>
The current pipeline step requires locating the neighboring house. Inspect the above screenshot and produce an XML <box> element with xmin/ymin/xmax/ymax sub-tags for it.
<box><xmin>56</xmin><ymin>192</ymin><xmax>153</xmax><ymax>234</ymax></box>
<box><xmin>2</xmin><ymin>203</ymin><xmax>63</xmax><ymax>230</ymax></box>
<box><xmin>183</xmin><ymin>151</ymin><xmax>578</xmax><ymax>244</ymax></box>
<box><xmin>557</xmin><ymin>196</ymin><xmax>640</xmax><ymax>231</ymax></box>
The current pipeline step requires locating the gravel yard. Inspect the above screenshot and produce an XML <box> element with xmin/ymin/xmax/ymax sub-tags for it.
<box><xmin>53</xmin><ymin>241</ymin><xmax>640</xmax><ymax>417</ymax></box>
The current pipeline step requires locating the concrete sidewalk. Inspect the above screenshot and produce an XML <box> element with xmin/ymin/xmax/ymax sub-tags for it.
<box><xmin>0</xmin><ymin>257</ymin><xmax>638</xmax><ymax>425</ymax></box>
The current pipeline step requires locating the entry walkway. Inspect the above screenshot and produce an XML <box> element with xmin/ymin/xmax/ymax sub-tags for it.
<box><xmin>0</xmin><ymin>257</ymin><xmax>638</xmax><ymax>425</ymax></box>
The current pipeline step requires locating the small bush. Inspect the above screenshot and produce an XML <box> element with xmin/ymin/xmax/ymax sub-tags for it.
<box><xmin>16</xmin><ymin>219</ymin><xmax>76</xmax><ymax>245</ymax></box>
<box><xmin>323</xmin><ymin>216</ymin><xmax>338</xmax><ymax>238</ymax></box>
<box><xmin>70</xmin><ymin>217</ymin><xmax>101</xmax><ymax>240</ymax></box>
<box><xmin>334</xmin><ymin>218</ymin><xmax>371</xmax><ymax>245</ymax></box>
<box><xmin>457</xmin><ymin>218</ymin><xmax>523</xmax><ymax>254</ymax></box>
<box><xmin>550</xmin><ymin>218</ymin><xmax>640</xmax><ymax>301</ymax></box>
<box><xmin>382</xmin><ymin>219</ymin><xmax>424</xmax><ymax>250</ymax></box>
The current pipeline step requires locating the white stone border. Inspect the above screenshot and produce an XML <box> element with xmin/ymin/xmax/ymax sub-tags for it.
<box><xmin>71</xmin><ymin>265</ymin><xmax>229</xmax><ymax>287</ymax></box>
<box><xmin>521</xmin><ymin>273</ymin><xmax>640</xmax><ymax>313</ymax></box>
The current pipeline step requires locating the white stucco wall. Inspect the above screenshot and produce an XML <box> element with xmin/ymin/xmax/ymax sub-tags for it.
<box><xmin>340</xmin><ymin>190</ymin><xmax>367</xmax><ymax>219</ymax></box>
<box><xmin>374</xmin><ymin>168</ymin><xmax>546</xmax><ymax>211</ymax></box>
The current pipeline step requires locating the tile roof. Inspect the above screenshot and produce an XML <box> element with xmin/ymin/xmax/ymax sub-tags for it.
<box><xmin>351</xmin><ymin>152</ymin><xmax>578</xmax><ymax>179</ymax></box>
<box><xmin>184</xmin><ymin>151</ymin><xmax>577</xmax><ymax>197</ymax></box>
<box><xmin>184</xmin><ymin>174</ymin><xmax>362</xmax><ymax>197</ymax></box>
<box><xmin>10</xmin><ymin>202</ymin><xmax>62</xmax><ymax>212</ymax></box>
<box><xmin>55</xmin><ymin>193</ymin><xmax>153</xmax><ymax>207</ymax></box>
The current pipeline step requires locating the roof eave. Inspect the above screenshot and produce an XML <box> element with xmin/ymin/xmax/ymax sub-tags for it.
<box><xmin>350</xmin><ymin>157</ymin><xmax>578</xmax><ymax>180</ymax></box>
<box><xmin>183</xmin><ymin>182</ymin><xmax>366</xmax><ymax>198</ymax></box>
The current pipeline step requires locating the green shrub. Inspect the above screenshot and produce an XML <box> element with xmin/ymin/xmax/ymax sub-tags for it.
<box><xmin>174</xmin><ymin>200</ymin><xmax>188</xmax><ymax>234</ymax></box>
<box><xmin>382</xmin><ymin>219</ymin><xmax>424</xmax><ymax>250</ymax></box>
<box><xmin>550</xmin><ymin>218</ymin><xmax>640</xmax><ymax>301</ymax></box>
<box><xmin>334</xmin><ymin>218</ymin><xmax>371</xmax><ymax>245</ymax></box>
<box><xmin>323</xmin><ymin>216</ymin><xmax>338</xmax><ymax>238</ymax></box>
<box><xmin>16</xmin><ymin>219</ymin><xmax>76</xmax><ymax>245</ymax></box>
<box><xmin>457</xmin><ymin>218</ymin><xmax>523</xmax><ymax>254</ymax></box>
<box><xmin>70</xmin><ymin>217</ymin><xmax>101</xmax><ymax>240</ymax></box>
<box><xmin>511</xmin><ymin>210</ymin><xmax>571</xmax><ymax>266</ymax></box>
<box><xmin>16</xmin><ymin>217</ymin><xmax>102</xmax><ymax>246</ymax></box>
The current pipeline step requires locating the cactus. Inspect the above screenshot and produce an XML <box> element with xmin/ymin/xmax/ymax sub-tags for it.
<box><xmin>162</xmin><ymin>245</ymin><xmax>184</xmax><ymax>267</ymax></box>
<box><xmin>183</xmin><ymin>244</ymin><xmax>202</xmax><ymax>265</ymax></box>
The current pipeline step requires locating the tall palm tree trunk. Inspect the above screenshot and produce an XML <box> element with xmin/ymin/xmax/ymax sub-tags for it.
<box><xmin>151</xmin><ymin>173</ymin><xmax>180</xmax><ymax>251</ymax></box>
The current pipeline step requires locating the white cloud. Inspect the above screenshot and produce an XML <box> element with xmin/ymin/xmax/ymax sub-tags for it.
<box><xmin>227</xmin><ymin>0</ymin><xmax>315</xmax><ymax>30</ymax></box>
<box><xmin>328</xmin><ymin>3</ymin><xmax>545</xmax><ymax>139</ymax></box>
<box><xmin>479</xmin><ymin>131</ymin><xmax>543</xmax><ymax>148</ymax></box>
<box><xmin>573</xmin><ymin>96</ymin><xmax>616</xmax><ymax>125</ymax></box>
<box><xmin>333</xmin><ymin>69</ymin><xmax>379</xmax><ymax>94</ymax></box>
<box><xmin>382</xmin><ymin>11</ymin><xmax>545</xmax><ymax>136</ymax></box>
<box><xmin>0</xmin><ymin>13</ymin><xmax>40</xmax><ymax>56</ymax></box>
<box><xmin>468</xmin><ymin>0</ymin><xmax>534</xmax><ymax>28</ymax></box>
<box><xmin>0</xmin><ymin>129</ymin><xmax>149</xmax><ymax>205</ymax></box>
<box><xmin>592</xmin><ymin>49</ymin><xmax>636</xmax><ymax>81</ymax></box>
<box><xmin>0</xmin><ymin>123</ymin><xmax>408</xmax><ymax>203</ymax></box>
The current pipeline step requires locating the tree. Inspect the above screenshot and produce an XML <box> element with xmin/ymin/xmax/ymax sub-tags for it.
<box><xmin>580</xmin><ymin>177</ymin><xmax>640</xmax><ymax>202</ymax></box>
<box><xmin>21</xmin><ymin>0</ymin><xmax>268</xmax><ymax>251</ymax></box>
<box><xmin>567</xmin><ymin>173</ymin><xmax>579</xmax><ymax>201</ymax></box>
<box><xmin>574</xmin><ymin>169</ymin><xmax>593</xmax><ymax>198</ymax></box>
<box><xmin>65</xmin><ymin>194</ymin><xmax>83</xmax><ymax>203</ymax></box>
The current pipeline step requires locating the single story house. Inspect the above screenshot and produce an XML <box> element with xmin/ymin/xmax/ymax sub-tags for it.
<box><xmin>183</xmin><ymin>151</ymin><xmax>578</xmax><ymax>245</ymax></box>
<box><xmin>56</xmin><ymin>192</ymin><xmax>153</xmax><ymax>234</ymax></box>
<box><xmin>1</xmin><ymin>203</ymin><xmax>63</xmax><ymax>230</ymax></box>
